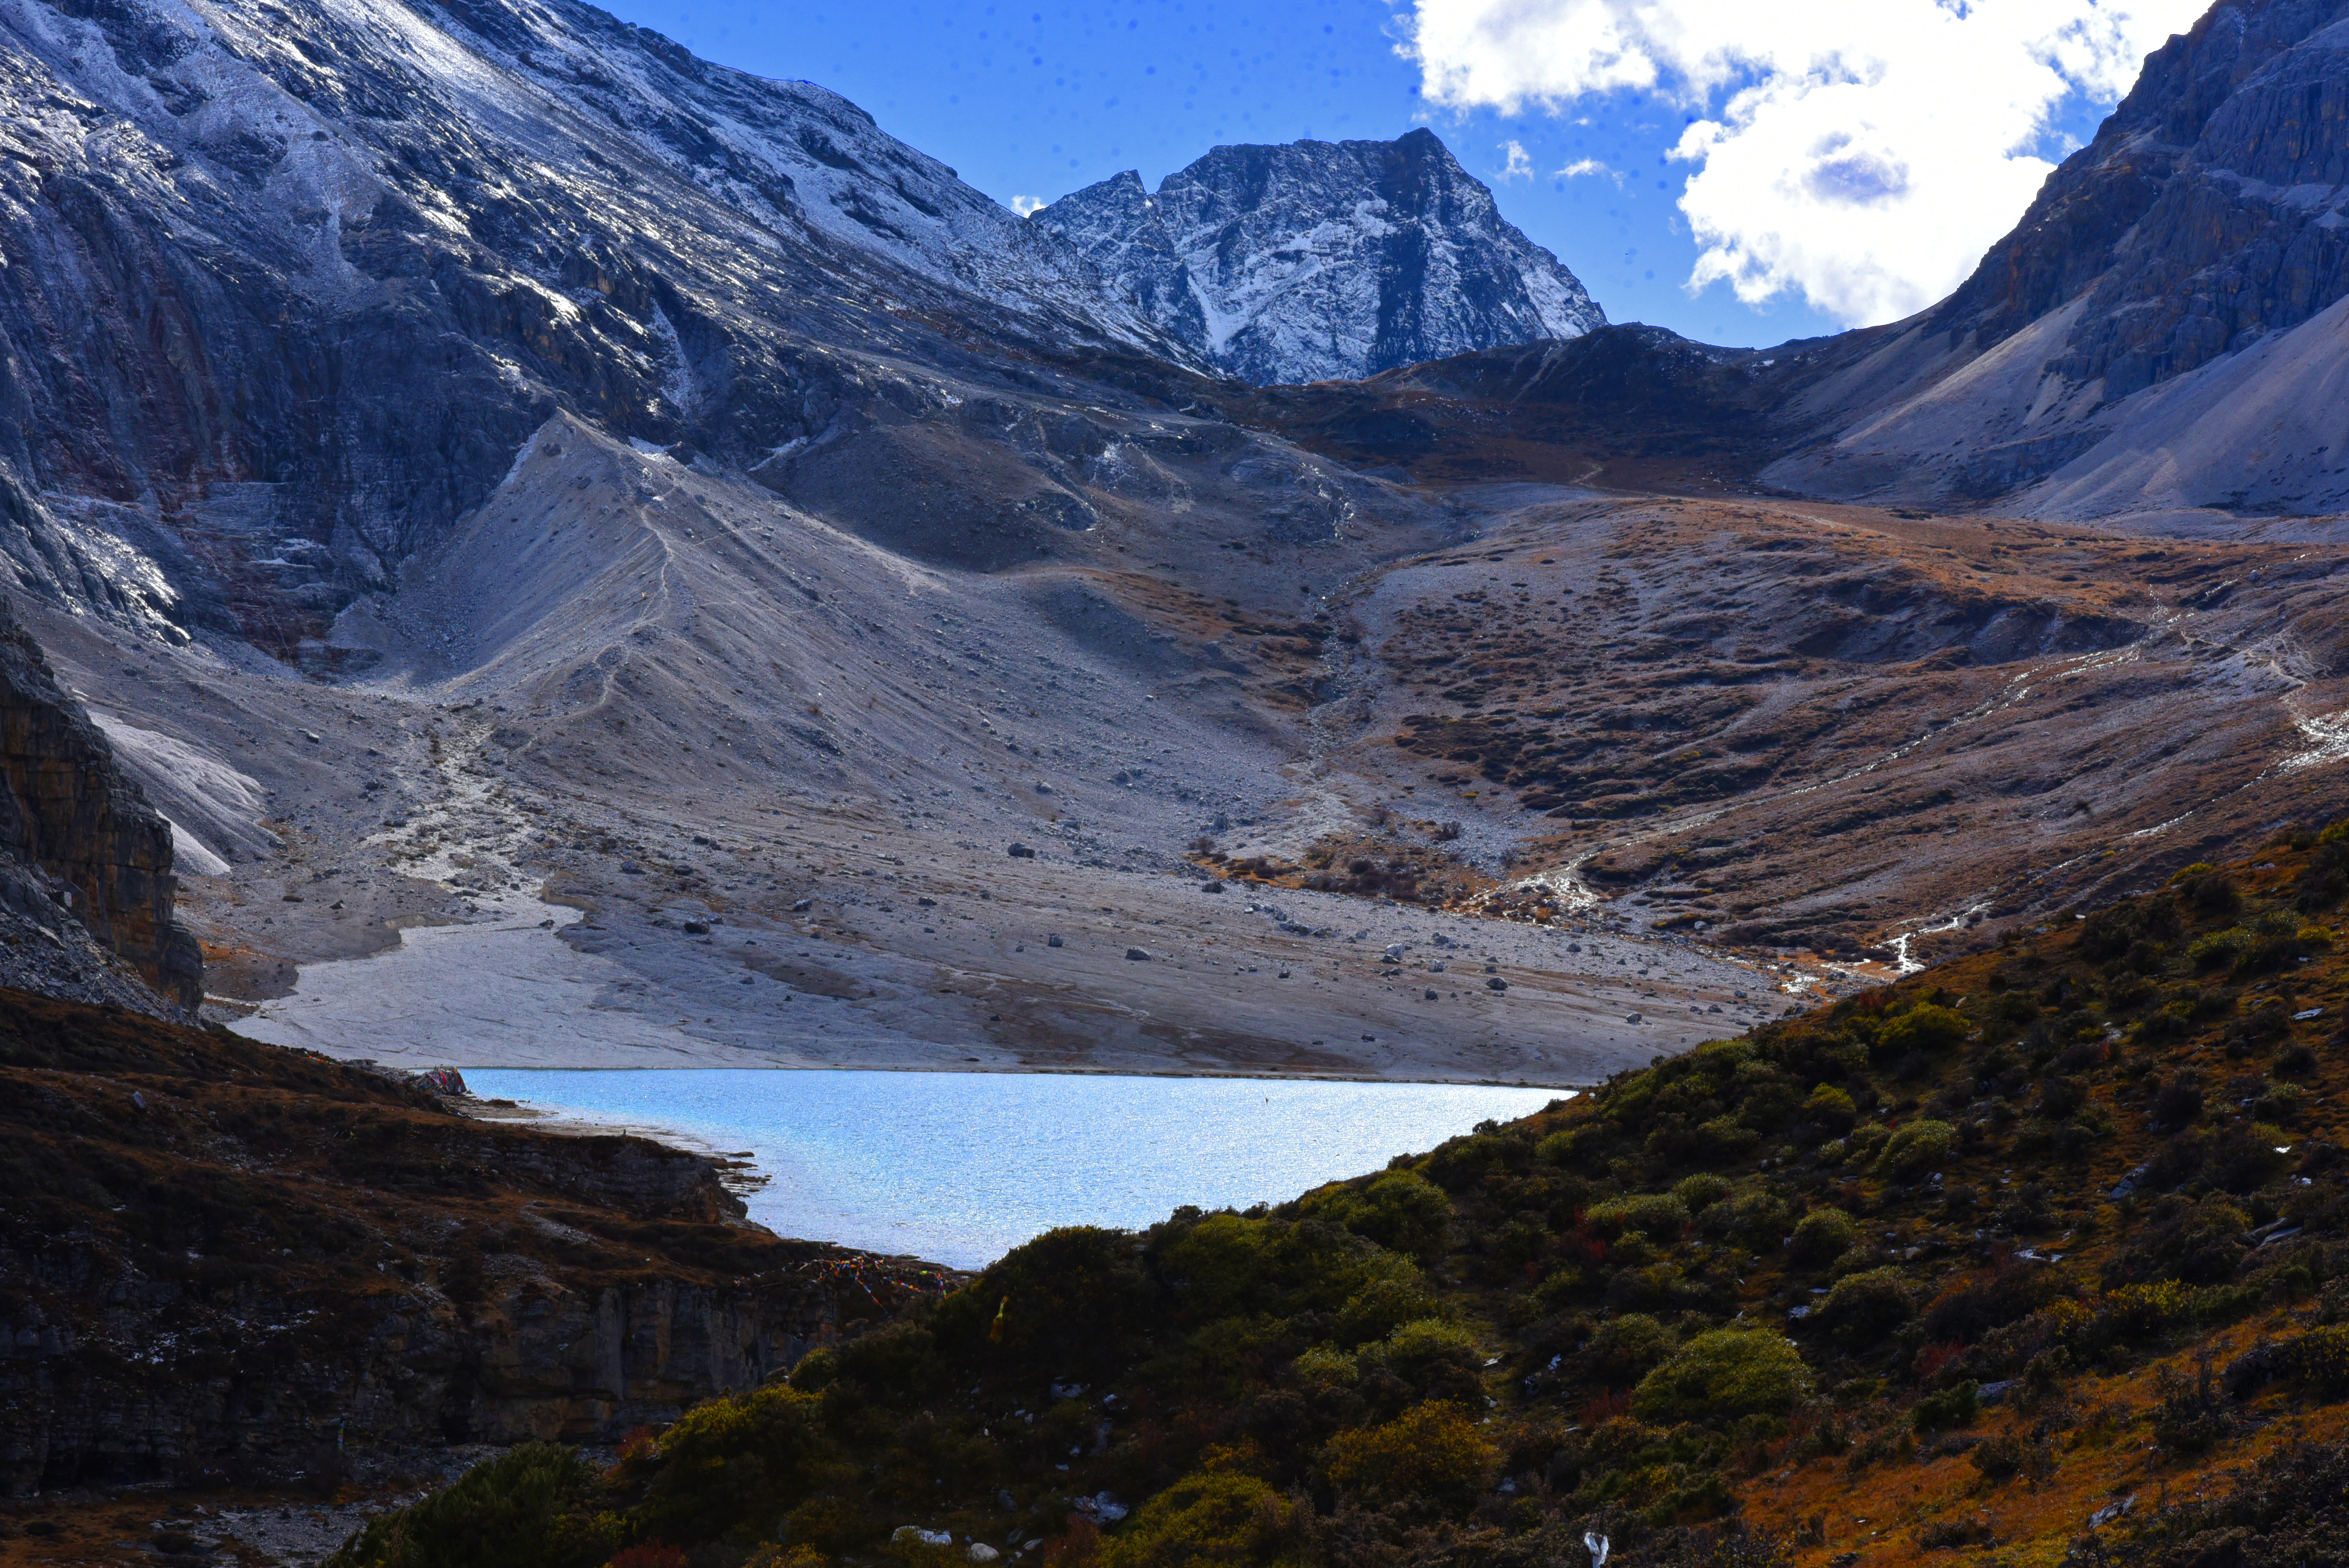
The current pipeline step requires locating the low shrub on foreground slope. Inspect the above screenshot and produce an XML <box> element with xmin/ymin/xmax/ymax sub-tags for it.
<box><xmin>334</xmin><ymin>826</ymin><xmax>2349</xmax><ymax>1568</ymax></box>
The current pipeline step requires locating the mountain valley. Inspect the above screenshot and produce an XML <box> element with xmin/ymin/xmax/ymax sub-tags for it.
<box><xmin>4</xmin><ymin>0</ymin><xmax>2349</xmax><ymax>1560</ymax></box>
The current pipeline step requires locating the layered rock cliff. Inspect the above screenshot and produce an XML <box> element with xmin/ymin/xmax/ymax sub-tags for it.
<box><xmin>0</xmin><ymin>991</ymin><xmax>948</xmax><ymax>1494</ymax></box>
<box><xmin>1035</xmin><ymin>129</ymin><xmax>1604</xmax><ymax>385</ymax></box>
<box><xmin>0</xmin><ymin>602</ymin><xmax>199</xmax><ymax>1011</ymax></box>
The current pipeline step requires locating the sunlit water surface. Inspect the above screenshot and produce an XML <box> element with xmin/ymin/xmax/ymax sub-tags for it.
<box><xmin>465</xmin><ymin>1069</ymin><xmax>1564</xmax><ymax>1268</ymax></box>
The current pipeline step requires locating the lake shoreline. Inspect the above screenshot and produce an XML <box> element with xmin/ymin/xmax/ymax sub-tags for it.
<box><xmin>445</xmin><ymin>1058</ymin><xmax>1583</xmax><ymax>1087</ymax></box>
<box><xmin>225</xmin><ymin>887</ymin><xmax>1760</xmax><ymax>1086</ymax></box>
<box><xmin>458</xmin><ymin>1066</ymin><xmax>1566</xmax><ymax>1269</ymax></box>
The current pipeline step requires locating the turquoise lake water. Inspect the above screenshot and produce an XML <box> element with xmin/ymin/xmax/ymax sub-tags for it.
<box><xmin>465</xmin><ymin>1069</ymin><xmax>1564</xmax><ymax>1268</ymax></box>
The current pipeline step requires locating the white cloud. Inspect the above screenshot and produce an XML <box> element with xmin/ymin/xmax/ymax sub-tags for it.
<box><xmin>1010</xmin><ymin>194</ymin><xmax>1049</xmax><ymax>218</ymax></box>
<box><xmin>1558</xmin><ymin>156</ymin><xmax>1621</xmax><ymax>184</ymax></box>
<box><xmin>1500</xmin><ymin>139</ymin><xmax>1535</xmax><ymax>179</ymax></box>
<box><xmin>1397</xmin><ymin>0</ymin><xmax>2209</xmax><ymax>326</ymax></box>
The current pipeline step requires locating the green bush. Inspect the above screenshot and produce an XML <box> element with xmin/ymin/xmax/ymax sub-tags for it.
<box><xmin>1789</xmin><ymin>1208</ymin><xmax>1858</xmax><ymax>1266</ymax></box>
<box><xmin>1536</xmin><ymin>1125</ymin><xmax>1594</xmax><ymax>1166</ymax></box>
<box><xmin>1698</xmin><ymin>1189</ymin><xmax>1790</xmax><ymax>1249</ymax></box>
<box><xmin>1820</xmin><ymin>1268</ymin><xmax>1914</xmax><ymax>1347</ymax></box>
<box><xmin>1292</xmin><ymin>1344</ymin><xmax>1358</xmax><ymax>1388</ymax></box>
<box><xmin>1969</xmin><ymin>1433</ymin><xmax>2025</xmax><ymax>1478</ymax></box>
<box><xmin>2186</xmin><ymin>927</ymin><xmax>2254</xmax><ymax>971</ymax></box>
<box><xmin>800</xmin><ymin>1320</ymin><xmax>940</xmax><ymax>1397</ymax></box>
<box><xmin>1155</xmin><ymin>1213</ymin><xmax>1407</xmax><ymax>1331</ymax></box>
<box><xmin>1322</xmin><ymin>1402</ymin><xmax>1498</xmax><ymax>1513</ymax></box>
<box><xmin>1728</xmin><ymin>1060</ymin><xmax>1802</xmax><ymax>1130</ymax></box>
<box><xmin>935</xmin><ymin>1225</ymin><xmax>1154</xmax><ymax>1368</ymax></box>
<box><xmin>1298</xmin><ymin>1170</ymin><xmax>1452</xmax><ymax>1258</ymax></box>
<box><xmin>1632</xmin><ymin>1327</ymin><xmax>1811</xmax><ymax>1422</ymax></box>
<box><xmin>1333</xmin><ymin>1260</ymin><xmax>1438</xmax><ymax>1345</ymax></box>
<box><xmin>1422</xmin><ymin>1132</ymin><xmax>1520</xmax><ymax>1192</ymax></box>
<box><xmin>2173</xmin><ymin>866</ymin><xmax>2241</xmax><ymax>917</ymax></box>
<box><xmin>1588</xmin><ymin>1193</ymin><xmax>1690</xmax><ymax>1240</ymax></box>
<box><xmin>1589</xmin><ymin>1313</ymin><xmax>1675</xmax><ymax>1385</ymax></box>
<box><xmin>1911</xmin><ymin>1381</ymin><xmax>1978</xmax><ymax>1432</ymax></box>
<box><xmin>1801</xmin><ymin>1085</ymin><xmax>1858</xmax><ymax>1137</ymax></box>
<box><xmin>635</xmin><ymin>1386</ymin><xmax>842</xmax><ymax>1543</ymax></box>
<box><xmin>1693</xmin><ymin>1115</ymin><xmax>1763</xmax><ymax>1161</ymax></box>
<box><xmin>1101</xmin><ymin>1470</ymin><xmax>1310</xmax><ymax>1568</ymax></box>
<box><xmin>323</xmin><ymin>1443</ymin><xmax>616</xmax><ymax>1568</ymax></box>
<box><xmin>1673</xmin><ymin>1173</ymin><xmax>1731</xmax><ymax>1212</ymax></box>
<box><xmin>1873</xmin><ymin>1119</ymin><xmax>1956</xmax><ymax>1179</ymax></box>
<box><xmin>1877</xmin><ymin>1003</ymin><xmax>1971</xmax><ymax>1057</ymax></box>
<box><xmin>1840</xmin><ymin>1124</ymin><xmax>1890</xmax><ymax>1166</ymax></box>
<box><xmin>2284</xmin><ymin>1324</ymin><xmax>2349</xmax><ymax>1397</ymax></box>
<box><xmin>2097</xmin><ymin>1279</ymin><xmax>2194</xmax><ymax>1340</ymax></box>
<box><xmin>1159</xmin><ymin>1214</ymin><xmax>1280</xmax><ymax>1320</ymax></box>
<box><xmin>1381</xmin><ymin>1317</ymin><xmax>1479</xmax><ymax>1379</ymax></box>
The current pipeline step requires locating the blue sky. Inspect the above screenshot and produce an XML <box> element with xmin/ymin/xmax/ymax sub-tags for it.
<box><xmin>595</xmin><ymin>0</ymin><xmax>2162</xmax><ymax>349</ymax></box>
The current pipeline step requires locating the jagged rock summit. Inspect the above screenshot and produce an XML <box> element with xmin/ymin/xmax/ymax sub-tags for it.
<box><xmin>1034</xmin><ymin>128</ymin><xmax>1604</xmax><ymax>385</ymax></box>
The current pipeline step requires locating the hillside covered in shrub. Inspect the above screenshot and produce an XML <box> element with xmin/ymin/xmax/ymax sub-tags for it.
<box><xmin>331</xmin><ymin>825</ymin><xmax>2349</xmax><ymax>1568</ymax></box>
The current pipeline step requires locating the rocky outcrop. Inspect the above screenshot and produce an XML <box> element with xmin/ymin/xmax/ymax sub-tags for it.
<box><xmin>0</xmin><ymin>991</ymin><xmax>948</xmax><ymax>1494</ymax></box>
<box><xmin>0</xmin><ymin>603</ymin><xmax>199</xmax><ymax>1010</ymax></box>
<box><xmin>1035</xmin><ymin>129</ymin><xmax>1604</xmax><ymax>385</ymax></box>
<box><xmin>7</xmin><ymin>1237</ymin><xmax>884</xmax><ymax>1490</ymax></box>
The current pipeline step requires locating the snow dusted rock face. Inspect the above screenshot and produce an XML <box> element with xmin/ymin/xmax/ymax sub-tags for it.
<box><xmin>0</xmin><ymin>0</ymin><xmax>1191</xmax><ymax>654</ymax></box>
<box><xmin>1034</xmin><ymin>128</ymin><xmax>1604</xmax><ymax>385</ymax></box>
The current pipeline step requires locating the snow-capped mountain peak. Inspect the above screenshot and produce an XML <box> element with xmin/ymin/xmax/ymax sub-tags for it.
<box><xmin>1033</xmin><ymin>128</ymin><xmax>1604</xmax><ymax>385</ymax></box>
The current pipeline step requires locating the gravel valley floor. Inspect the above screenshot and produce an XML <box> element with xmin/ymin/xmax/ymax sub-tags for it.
<box><xmin>39</xmin><ymin>415</ymin><xmax>2336</xmax><ymax>1088</ymax></box>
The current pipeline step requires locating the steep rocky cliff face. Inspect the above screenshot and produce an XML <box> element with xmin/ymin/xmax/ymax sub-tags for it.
<box><xmin>0</xmin><ymin>991</ymin><xmax>946</xmax><ymax>1495</ymax></box>
<box><xmin>1035</xmin><ymin>129</ymin><xmax>1603</xmax><ymax>385</ymax></box>
<box><xmin>0</xmin><ymin>602</ymin><xmax>198</xmax><ymax>1011</ymax></box>
<box><xmin>1933</xmin><ymin>0</ymin><xmax>2349</xmax><ymax>392</ymax></box>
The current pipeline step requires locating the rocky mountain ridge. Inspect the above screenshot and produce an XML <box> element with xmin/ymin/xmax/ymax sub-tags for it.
<box><xmin>0</xmin><ymin>0</ymin><xmax>1206</xmax><ymax>663</ymax></box>
<box><xmin>0</xmin><ymin>0</ymin><xmax>2340</xmax><ymax>1085</ymax></box>
<box><xmin>1246</xmin><ymin>0</ymin><xmax>2349</xmax><ymax>529</ymax></box>
<box><xmin>1035</xmin><ymin>129</ymin><xmax>1604</xmax><ymax>386</ymax></box>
